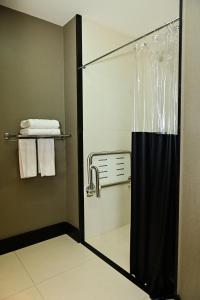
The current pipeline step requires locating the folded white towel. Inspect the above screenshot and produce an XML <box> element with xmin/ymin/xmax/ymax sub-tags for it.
<box><xmin>18</xmin><ymin>139</ymin><xmax>37</xmax><ymax>179</ymax></box>
<box><xmin>37</xmin><ymin>139</ymin><xmax>55</xmax><ymax>177</ymax></box>
<box><xmin>20</xmin><ymin>119</ymin><xmax>60</xmax><ymax>129</ymax></box>
<box><xmin>20</xmin><ymin>128</ymin><xmax>61</xmax><ymax>136</ymax></box>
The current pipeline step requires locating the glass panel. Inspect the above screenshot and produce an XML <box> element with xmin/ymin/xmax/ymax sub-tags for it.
<box><xmin>83</xmin><ymin>44</ymin><xmax>134</xmax><ymax>272</ymax></box>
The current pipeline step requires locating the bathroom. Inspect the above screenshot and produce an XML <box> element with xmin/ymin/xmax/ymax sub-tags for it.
<box><xmin>0</xmin><ymin>1</ymin><xmax>199</xmax><ymax>300</ymax></box>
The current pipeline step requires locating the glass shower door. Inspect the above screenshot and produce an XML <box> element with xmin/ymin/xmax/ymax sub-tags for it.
<box><xmin>82</xmin><ymin>42</ymin><xmax>134</xmax><ymax>272</ymax></box>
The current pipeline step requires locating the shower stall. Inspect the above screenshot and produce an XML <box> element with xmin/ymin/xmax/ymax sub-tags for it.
<box><xmin>80</xmin><ymin>9</ymin><xmax>181</xmax><ymax>299</ymax></box>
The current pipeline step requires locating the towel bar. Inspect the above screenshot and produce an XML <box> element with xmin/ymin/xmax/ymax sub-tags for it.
<box><xmin>3</xmin><ymin>132</ymin><xmax>71</xmax><ymax>141</ymax></box>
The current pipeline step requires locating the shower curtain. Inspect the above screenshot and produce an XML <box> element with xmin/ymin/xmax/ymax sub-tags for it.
<box><xmin>130</xmin><ymin>23</ymin><xmax>179</xmax><ymax>298</ymax></box>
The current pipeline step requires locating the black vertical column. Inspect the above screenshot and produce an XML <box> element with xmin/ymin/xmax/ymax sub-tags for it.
<box><xmin>76</xmin><ymin>15</ymin><xmax>84</xmax><ymax>241</ymax></box>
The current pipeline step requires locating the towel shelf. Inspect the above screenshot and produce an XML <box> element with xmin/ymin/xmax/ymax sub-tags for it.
<box><xmin>4</xmin><ymin>132</ymin><xmax>71</xmax><ymax>141</ymax></box>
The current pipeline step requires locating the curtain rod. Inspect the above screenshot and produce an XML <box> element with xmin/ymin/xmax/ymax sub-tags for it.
<box><xmin>79</xmin><ymin>17</ymin><xmax>179</xmax><ymax>70</ymax></box>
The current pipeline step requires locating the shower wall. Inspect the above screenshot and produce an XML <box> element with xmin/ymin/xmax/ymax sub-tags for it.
<box><xmin>0</xmin><ymin>6</ymin><xmax>79</xmax><ymax>238</ymax></box>
<box><xmin>82</xmin><ymin>18</ymin><xmax>134</xmax><ymax>238</ymax></box>
<box><xmin>178</xmin><ymin>0</ymin><xmax>200</xmax><ymax>298</ymax></box>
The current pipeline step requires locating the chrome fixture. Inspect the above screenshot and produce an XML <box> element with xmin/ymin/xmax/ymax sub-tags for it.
<box><xmin>86</xmin><ymin>165</ymin><xmax>101</xmax><ymax>198</ymax></box>
<box><xmin>3</xmin><ymin>132</ymin><xmax>71</xmax><ymax>141</ymax></box>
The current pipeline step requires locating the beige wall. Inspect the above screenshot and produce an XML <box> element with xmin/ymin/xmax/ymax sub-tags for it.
<box><xmin>0</xmin><ymin>5</ymin><xmax>72</xmax><ymax>238</ymax></box>
<box><xmin>63</xmin><ymin>17</ymin><xmax>79</xmax><ymax>228</ymax></box>
<box><xmin>179</xmin><ymin>0</ymin><xmax>200</xmax><ymax>299</ymax></box>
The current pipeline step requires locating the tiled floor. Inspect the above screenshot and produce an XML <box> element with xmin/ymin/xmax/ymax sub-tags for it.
<box><xmin>87</xmin><ymin>224</ymin><xmax>130</xmax><ymax>271</ymax></box>
<box><xmin>0</xmin><ymin>235</ymin><xmax>149</xmax><ymax>300</ymax></box>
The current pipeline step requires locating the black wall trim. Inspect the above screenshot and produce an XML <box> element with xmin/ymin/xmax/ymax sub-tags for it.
<box><xmin>76</xmin><ymin>14</ymin><xmax>85</xmax><ymax>242</ymax></box>
<box><xmin>151</xmin><ymin>295</ymin><xmax>182</xmax><ymax>300</ymax></box>
<box><xmin>65</xmin><ymin>222</ymin><xmax>81</xmax><ymax>242</ymax></box>
<box><xmin>0</xmin><ymin>222</ymin><xmax>80</xmax><ymax>255</ymax></box>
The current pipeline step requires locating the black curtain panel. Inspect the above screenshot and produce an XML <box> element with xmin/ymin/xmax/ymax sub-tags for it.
<box><xmin>130</xmin><ymin>132</ymin><xmax>179</xmax><ymax>299</ymax></box>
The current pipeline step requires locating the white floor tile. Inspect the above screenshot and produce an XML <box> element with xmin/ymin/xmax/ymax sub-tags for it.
<box><xmin>0</xmin><ymin>253</ymin><xmax>33</xmax><ymax>300</ymax></box>
<box><xmin>38</xmin><ymin>257</ymin><xmax>149</xmax><ymax>300</ymax></box>
<box><xmin>16</xmin><ymin>235</ymin><xmax>95</xmax><ymax>284</ymax></box>
<box><xmin>4</xmin><ymin>287</ymin><xmax>43</xmax><ymax>300</ymax></box>
<box><xmin>87</xmin><ymin>224</ymin><xmax>130</xmax><ymax>271</ymax></box>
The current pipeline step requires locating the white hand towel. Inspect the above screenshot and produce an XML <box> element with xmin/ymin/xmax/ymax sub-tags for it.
<box><xmin>37</xmin><ymin>139</ymin><xmax>55</xmax><ymax>177</ymax></box>
<box><xmin>20</xmin><ymin>128</ymin><xmax>61</xmax><ymax>136</ymax></box>
<box><xmin>20</xmin><ymin>119</ymin><xmax>60</xmax><ymax>129</ymax></box>
<box><xmin>18</xmin><ymin>139</ymin><xmax>37</xmax><ymax>179</ymax></box>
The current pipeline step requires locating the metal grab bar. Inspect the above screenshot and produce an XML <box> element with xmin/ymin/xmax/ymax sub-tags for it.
<box><xmin>86</xmin><ymin>165</ymin><xmax>101</xmax><ymax>198</ymax></box>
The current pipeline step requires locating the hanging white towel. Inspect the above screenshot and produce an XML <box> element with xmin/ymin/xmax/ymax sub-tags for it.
<box><xmin>18</xmin><ymin>139</ymin><xmax>37</xmax><ymax>179</ymax></box>
<box><xmin>20</xmin><ymin>119</ymin><xmax>60</xmax><ymax>129</ymax></box>
<box><xmin>37</xmin><ymin>139</ymin><xmax>56</xmax><ymax>177</ymax></box>
<box><xmin>20</xmin><ymin>128</ymin><xmax>61</xmax><ymax>136</ymax></box>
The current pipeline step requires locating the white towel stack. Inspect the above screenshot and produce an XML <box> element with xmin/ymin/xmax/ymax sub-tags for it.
<box><xmin>20</xmin><ymin>119</ymin><xmax>61</xmax><ymax>136</ymax></box>
<box><xmin>20</xmin><ymin>119</ymin><xmax>60</xmax><ymax>129</ymax></box>
<box><xmin>18</xmin><ymin>119</ymin><xmax>61</xmax><ymax>179</ymax></box>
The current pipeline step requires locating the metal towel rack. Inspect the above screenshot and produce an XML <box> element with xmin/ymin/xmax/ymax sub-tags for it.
<box><xmin>86</xmin><ymin>150</ymin><xmax>131</xmax><ymax>198</ymax></box>
<box><xmin>3</xmin><ymin>132</ymin><xmax>71</xmax><ymax>141</ymax></box>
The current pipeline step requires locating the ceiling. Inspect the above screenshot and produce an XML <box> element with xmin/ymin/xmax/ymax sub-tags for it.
<box><xmin>0</xmin><ymin>0</ymin><xmax>180</xmax><ymax>37</ymax></box>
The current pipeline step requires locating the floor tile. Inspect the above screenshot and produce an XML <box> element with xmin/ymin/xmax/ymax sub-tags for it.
<box><xmin>87</xmin><ymin>224</ymin><xmax>130</xmax><ymax>271</ymax></box>
<box><xmin>38</xmin><ymin>257</ymin><xmax>149</xmax><ymax>300</ymax></box>
<box><xmin>16</xmin><ymin>235</ymin><xmax>95</xmax><ymax>284</ymax></box>
<box><xmin>4</xmin><ymin>287</ymin><xmax>43</xmax><ymax>300</ymax></box>
<box><xmin>0</xmin><ymin>253</ymin><xmax>33</xmax><ymax>300</ymax></box>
